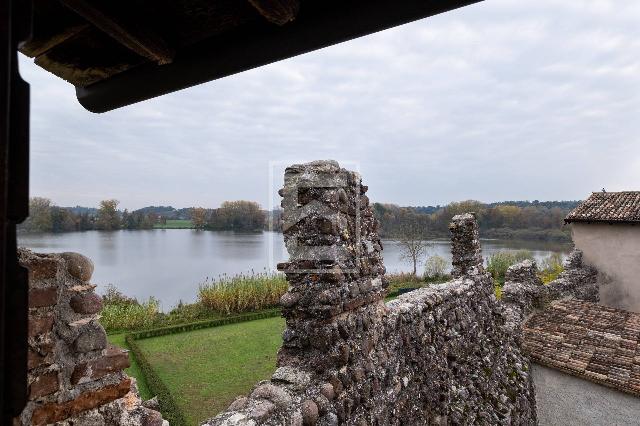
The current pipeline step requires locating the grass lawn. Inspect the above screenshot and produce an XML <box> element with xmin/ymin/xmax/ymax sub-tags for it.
<box><xmin>107</xmin><ymin>333</ymin><xmax>152</xmax><ymax>400</ymax></box>
<box><xmin>154</xmin><ymin>219</ymin><xmax>194</xmax><ymax>229</ymax></box>
<box><xmin>136</xmin><ymin>316</ymin><xmax>285</xmax><ymax>425</ymax></box>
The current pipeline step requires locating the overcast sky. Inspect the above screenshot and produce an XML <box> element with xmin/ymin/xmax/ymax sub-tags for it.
<box><xmin>20</xmin><ymin>0</ymin><xmax>640</xmax><ymax>211</ymax></box>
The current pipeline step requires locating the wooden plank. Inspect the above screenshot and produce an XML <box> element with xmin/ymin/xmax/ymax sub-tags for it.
<box><xmin>59</xmin><ymin>0</ymin><xmax>174</xmax><ymax>64</ymax></box>
<box><xmin>248</xmin><ymin>0</ymin><xmax>299</xmax><ymax>25</ymax></box>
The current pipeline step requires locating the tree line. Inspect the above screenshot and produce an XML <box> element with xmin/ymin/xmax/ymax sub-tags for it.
<box><xmin>20</xmin><ymin>197</ymin><xmax>579</xmax><ymax>242</ymax></box>
<box><xmin>373</xmin><ymin>199</ymin><xmax>580</xmax><ymax>242</ymax></box>
<box><xmin>19</xmin><ymin>198</ymin><xmax>267</xmax><ymax>233</ymax></box>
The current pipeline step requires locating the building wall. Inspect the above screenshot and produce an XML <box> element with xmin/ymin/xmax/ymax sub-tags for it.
<box><xmin>532</xmin><ymin>364</ymin><xmax>640</xmax><ymax>426</ymax></box>
<box><xmin>571</xmin><ymin>223</ymin><xmax>640</xmax><ymax>312</ymax></box>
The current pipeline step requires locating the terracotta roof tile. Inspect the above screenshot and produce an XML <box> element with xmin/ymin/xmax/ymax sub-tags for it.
<box><xmin>523</xmin><ymin>299</ymin><xmax>640</xmax><ymax>397</ymax></box>
<box><xmin>566</xmin><ymin>191</ymin><xmax>640</xmax><ymax>223</ymax></box>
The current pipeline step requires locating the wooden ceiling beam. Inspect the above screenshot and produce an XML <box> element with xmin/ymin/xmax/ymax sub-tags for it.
<box><xmin>59</xmin><ymin>0</ymin><xmax>175</xmax><ymax>64</ymax></box>
<box><xmin>20</xmin><ymin>23</ymin><xmax>89</xmax><ymax>58</ymax></box>
<box><xmin>248</xmin><ymin>0</ymin><xmax>300</xmax><ymax>26</ymax></box>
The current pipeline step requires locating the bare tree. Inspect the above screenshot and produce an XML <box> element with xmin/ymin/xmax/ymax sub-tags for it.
<box><xmin>397</xmin><ymin>220</ymin><xmax>432</xmax><ymax>277</ymax></box>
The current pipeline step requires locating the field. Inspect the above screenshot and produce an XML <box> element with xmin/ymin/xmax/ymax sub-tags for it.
<box><xmin>154</xmin><ymin>219</ymin><xmax>194</xmax><ymax>229</ymax></box>
<box><xmin>135</xmin><ymin>316</ymin><xmax>285</xmax><ymax>425</ymax></box>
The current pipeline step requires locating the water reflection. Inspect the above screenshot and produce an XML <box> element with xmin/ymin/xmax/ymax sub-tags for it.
<box><xmin>18</xmin><ymin>230</ymin><xmax>569</xmax><ymax>309</ymax></box>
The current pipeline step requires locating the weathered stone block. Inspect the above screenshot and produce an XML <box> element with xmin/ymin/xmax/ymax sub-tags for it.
<box><xmin>29</xmin><ymin>287</ymin><xmax>58</xmax><ymax>308</ymax></box>
<box><xmin>71</xmin><ymin>345</ymin><xmax>130</xmax><ymax>384</ymax></box>
<box><xmin>301</xmin><ymin>400</ymin><xmax>318</xmax><ymax>425</ymax></box>
<box><xmin>29</xmin><ymin>371</ymin><xmax>59</xmax><ymax>399</ymax></box>
<box><xmin>69</xmin><ymin>292</ymin><xmax>103</xmax><ymax>314</ymax></box>
<box><xmin>61</xmin><ymin>252</ymin><xmax>94</xmax><ymax>282</ymax></box>
<box><xmin>74</xmin><ymin>324</ymin><xmax>107</xmax><ymax>353</ymax></box>
<box><xmin>30</xmin><ymin>378</ymin><xmax>131</xmax><ymax>425</ymax></box>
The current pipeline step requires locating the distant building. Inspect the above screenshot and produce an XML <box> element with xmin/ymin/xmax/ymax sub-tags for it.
<box><xmin>565</xmin><ymin>191</ymin><xmax>640</xmax><ymax>312</ymax></box>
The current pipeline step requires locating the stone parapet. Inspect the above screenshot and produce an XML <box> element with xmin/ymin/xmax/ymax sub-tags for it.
<box><xmin>17</xmin><ymin>249</ymin><xmax>165</xmax><ymax>426</ymax></box>
<box><xmin>204</xmin><ymin>161</ymin><xmax>537</xmax><ymax>425</ymax></box>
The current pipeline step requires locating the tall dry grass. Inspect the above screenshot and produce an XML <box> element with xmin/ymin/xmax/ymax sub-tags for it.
<box><xmin>198</xmin><ymin>271</ymin><xmax>288</xmax><ymax>315</ymax></box>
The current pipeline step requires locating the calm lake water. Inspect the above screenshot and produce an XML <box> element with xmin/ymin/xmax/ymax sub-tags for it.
<box><xmin>19</xmin><ymin>230</ymin><xmax>570</xmax><ymax>310</ymax></box>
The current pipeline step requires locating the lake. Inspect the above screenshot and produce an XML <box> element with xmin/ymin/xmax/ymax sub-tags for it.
<box><xmin>19</xmin><ymin>230</ymin><xmax>570</xmax><ymax>310</ymax></box>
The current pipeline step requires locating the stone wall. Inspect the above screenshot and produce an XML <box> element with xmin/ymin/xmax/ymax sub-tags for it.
<box><xmin>17</xmin><ymin>249</ymin><xmax>165</xmax><ymax>426</ymax></box>
<box><xmin>501</xmin><ymin>250</ymin><xmax>599</xmax><ymax>327</ymax></box>
<box><xmin>204</xmin><ymin>161</ymin><xmax>537</xmax><ymax>425</ymax></box>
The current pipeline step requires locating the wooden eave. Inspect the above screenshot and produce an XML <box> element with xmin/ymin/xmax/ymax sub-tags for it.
<box><xmin>19</xmin><ymin>0</ymin><xmax>481</xmax><ymax>112</ymax></box>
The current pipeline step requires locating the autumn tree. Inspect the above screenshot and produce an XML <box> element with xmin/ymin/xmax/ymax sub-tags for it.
<box><xmin>191</xmin><ymin>207</ymin><xmax>208</xmax><ymax>229</ymax></box>
<box><xmin>96</xmin><ymin>199</ymin><xmax>121</xmax><ymax>231</ymax></box>
<box><xmin>208</xmin><ymin>201</ymin><xmax>265</xmax><ymax>231</ymax></box>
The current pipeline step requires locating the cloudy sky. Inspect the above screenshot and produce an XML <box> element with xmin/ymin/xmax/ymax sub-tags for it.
<box><xmin>20</xmin><ymin>0</ymin><xmax>640</xmax><ymax>211</ymax></box>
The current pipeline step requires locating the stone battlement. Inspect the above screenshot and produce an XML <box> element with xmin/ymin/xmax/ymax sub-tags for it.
<box><xmin>204</xmin><ymin>161</ymin><xmax>537</xmax><ymax>425</ymax></box>
<box><xmin>17</xmin><ymin>249</ymin><xmax>166</xmax><ymax>426</ymax></box>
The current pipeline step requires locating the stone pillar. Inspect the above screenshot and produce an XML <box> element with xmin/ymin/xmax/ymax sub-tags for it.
<box><xmin>276</xmin><ymin>160</ymin><xmax>386</xmax><ymax>372</ymax></box>
<box><xmin>18</xmin><ymin>249</ymin><xmax>164</xmax><ymax>426</ymax></box>
<box><xmin>449</xmin><ymin>213</ymin><xmax>484</xmax><ymax>278</ymax></box>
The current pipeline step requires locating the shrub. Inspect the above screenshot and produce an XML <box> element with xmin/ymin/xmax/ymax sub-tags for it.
<box><xmin>101</xmin><ymin>288</ymin><xmax>160</xmax><ymax>332</ymax></box>
<box><xmin>423</xmin><ymin>255</ymin><xmax>449</xmax><ymax>281</ymax></box>
<box><xmin>538</xmin><ymin>252</ymin><xmax>564</xmax><ymax>283</ymax></box>
<box><xmin>198</xmin><ymin>271</ymin><xmax>288</xmax><ymax>315</ymax></box>
<box><xmin>486</xmin><ymin>250</ymin><xmax>534</xmax><ymax>286</ymax></box>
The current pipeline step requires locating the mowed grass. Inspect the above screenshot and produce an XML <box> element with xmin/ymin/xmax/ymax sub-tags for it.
<box><xmin>136</xmin><ymin>316</ymin><xmax>285</xmax><ymax>425</ymax></box>
<box><xmin>154</xmin><ymin>219</ymin><xmax>194</xmax><ymax>229</ymax></box>
<box><xmin>107</xmin><ymin>333</ymin><xmax>152</xmax><ymax>400</ymax></box>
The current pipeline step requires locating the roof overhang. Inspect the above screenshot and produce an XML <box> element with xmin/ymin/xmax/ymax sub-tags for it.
<box><xmin>21</xmin><ymin>0</ymin><xmax>481</xmax><ymax>113</ymax></box>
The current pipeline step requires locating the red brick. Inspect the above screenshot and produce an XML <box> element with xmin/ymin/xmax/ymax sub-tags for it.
<box><xmin>71</xmin><ymin>345</ymin><xmax>130</xmax><ymax>384</ymax></box>
<box><xmin>29</xmin><ymin>287</ymin><xmax>58</xmax><ymax>308</ymax></box>
<box><xmin>29</xmin><ymin>371</ymin><xmax>59</xmax><ymax>399</ymax></box>
<box><xmin>28</xmin><ymin>347</ymin><xmax>49</xmax><ymax>370</ymax></box>
<box><xmin>70</xmin><ymin>292</ymin><xmax>103</xmax><ymax>314</ymax></box>
<box><xmin>23</xmin><ymin>257</ymin><xmax>60</xmax><ymax>280</ymax></box>
<box><xmin>28</xmin><ymin>314</ymin><xmax>54</xmax><ymax>337</ymax></box>
<box><xmin>31</xmin><ymin>378</ymin><xmax>131</xmax><ymax>425</ymax></box>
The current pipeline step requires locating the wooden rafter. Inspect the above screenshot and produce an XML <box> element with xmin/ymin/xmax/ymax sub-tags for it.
<box><xmin>248</xmin><ymin>0</ymin><xmax>299</xmax><ymax>26</ymax></box>
<box><xmin>59</xmin><ymin>0</ymin><xmax>174</xmax><ymax>64</ymax></box>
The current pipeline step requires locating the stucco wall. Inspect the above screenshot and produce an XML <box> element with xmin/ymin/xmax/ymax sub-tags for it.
<box><xmin>532</xmin><ymin>364</ymin><xmax>640</xmax><ymax>426</ymax></box>
<box><xmin>571</xmin><ymin>223</ymin><xmax>640</xmax><ymax>312</ymax></box>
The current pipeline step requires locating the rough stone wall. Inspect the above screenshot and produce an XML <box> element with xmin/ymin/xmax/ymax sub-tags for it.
<box><xmin>17</xmin><ymin>249</ymin><xmax>165</xmax><ymax>426</ymax></box>
<box><xmin>502</xmin><ymin>250</ymin><xmax>599</xmax><ymax>327</ymax></box>
<box><xmin>204</xmin><ymin>161</ymin><xmax>537</xmax><ymax>426</ymax></box>
<box><xmin>449</xmin><ymin>213</ymin><xmax>484</xmax><ymax>278</ymax></box>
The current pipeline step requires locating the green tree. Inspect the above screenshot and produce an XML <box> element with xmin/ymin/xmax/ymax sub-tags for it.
<box><xmin>96</xmin><ymin>199</ymin><xmax>121</xmax><ymax>231</ymax></box>
<box><xmin>22</xmin><ymin>197</ymin><xmax>53</xmax><ymax>232</ymax></box>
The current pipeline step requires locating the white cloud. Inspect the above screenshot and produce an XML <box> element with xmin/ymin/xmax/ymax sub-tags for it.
<box><xmin>19</xmin><ymin>0</ymin><xmax>640</xmax><ymax>209</ymax></box>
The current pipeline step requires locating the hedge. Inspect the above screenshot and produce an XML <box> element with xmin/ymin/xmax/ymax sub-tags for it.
<box><xmin>124</xmin><ymin>309</ymin><xmax>282</xmax><ymax>425</ymax></box>
<box><xmin>126</xmin><ymin>334</ymin><xmax>188</xmax><ymax>426</ymax></box>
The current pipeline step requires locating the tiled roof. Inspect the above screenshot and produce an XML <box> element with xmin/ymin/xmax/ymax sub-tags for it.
<box><xmin>523</xmin><ymin>299</ymin><xmax>640</xmax><ymax>397</ymax></box>
<box><xmin>565</xmin><ymin>191</ymin><xmax>640</xmax><ymax>223</ymax></box>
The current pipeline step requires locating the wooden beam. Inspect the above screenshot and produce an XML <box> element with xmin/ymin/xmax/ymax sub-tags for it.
<box><xmin>248</xmin><ymin>0</ymin><xmax>300</xmax><ymax>26</ymax></box>
<box><xmin>59</xmin><ymin>0</ymin><xmax>174</xmax><ymax>64</ymax></box>
<box><xmin>20</xmin><ymin>23</ymin><xmax>89</xmax><ymax>58</ymax></box>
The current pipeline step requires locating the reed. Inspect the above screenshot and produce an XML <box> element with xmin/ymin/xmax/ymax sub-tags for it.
<box><xmin>198</xmin><ymin>271</ymin><xmax>288</xmax><ymax>315</ymax></box>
